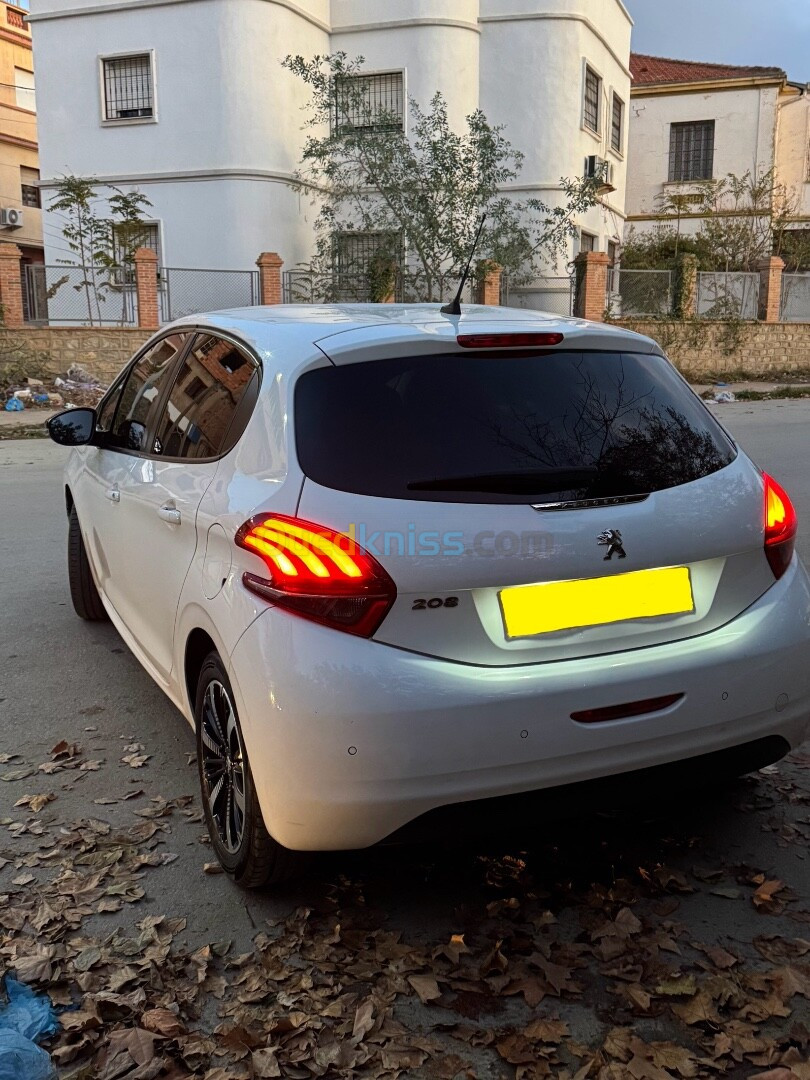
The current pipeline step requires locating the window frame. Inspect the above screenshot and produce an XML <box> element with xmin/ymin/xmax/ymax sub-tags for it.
<box><xmin>579</xmin><ymin>230</ymin><xmax>598</xmax><ymax>254</ymax></box>
<box><xmin>13</xmin><ymin>66</ymin><xmax>35</xmax><ymax>112</ymax></box>
<box><xmin>99</xmin><ymin>50</ymin><xmax>158</xmax><ymax>127</ymax></box>
<box><xmin>331</xmin><ymin>68</ymin><xmax>406</xmax><ymax>136</ymax></box>
<box><xmin>20</xmin><ymin>166</ymin><xmax>40</xmax><ymax>208</ymax></box>
<box><xmin>610</xmin><ymin>91</ymin><xmax>624</xmax><ymax>156</ymax></box>
<box><xmin>96</xmin><ymin>328</ymin><xmax>262</xmax><ymax>463</ymax></box>
<box><xmin>582</xmin><ymin>62</ymin><xmax>603</xmax><ymax>136</ymax></box>
<box><xmin>668</xmin><ymin>119</ymin><xmax>715</xmax><ymax>182</ymax></box>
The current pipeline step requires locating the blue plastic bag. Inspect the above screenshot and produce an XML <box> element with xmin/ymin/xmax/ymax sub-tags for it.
<box><xmin>0</xmin><ymin>978</ymin><xmax>58</xmax><ymax>1080</ymax></box>
<box><xmin>3</xmin><ymin>399</ymin><xmax>23</xmax><ymax>412</ymax></box>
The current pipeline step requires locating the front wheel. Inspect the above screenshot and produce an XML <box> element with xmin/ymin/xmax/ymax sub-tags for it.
<box><xmin>196</xmin><ymin>653</ymin><xmax>301</xmax><ymax>888</ymax></box>
<box><xmin>68</xmin><ymin>506</ymin><xmax>108</xmax><ymax>621</ymax></box>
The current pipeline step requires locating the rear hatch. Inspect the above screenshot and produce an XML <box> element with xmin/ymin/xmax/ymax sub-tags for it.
<box><xmin>294</xmin><ymin>332</ymin><xmax>773</xmax><ymax>665</ymax></box>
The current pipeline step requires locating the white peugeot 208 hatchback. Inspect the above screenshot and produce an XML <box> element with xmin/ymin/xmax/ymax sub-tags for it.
<box><xmin>47</xmin><ymin>304</ymin><xmax>810</xmax><ymax>887</ymax></box>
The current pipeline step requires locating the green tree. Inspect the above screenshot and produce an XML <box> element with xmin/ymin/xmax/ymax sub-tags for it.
<box><xmin>282</xmin><ymin>53</ymin><xmax>606</xmax><ymax>302</ymax></box>
<box><xmin>49</xmin><ymin>176</ymin><xmax>153</xmax><ymax>325</ymax></box>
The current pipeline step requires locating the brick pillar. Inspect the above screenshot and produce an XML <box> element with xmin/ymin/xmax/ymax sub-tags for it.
<box><xmin>256</xmin><ymin>252</ymin><xmax>284</xmax><ymax>305</ymax></box>
<box><xmin>574</xmin><ymin>251</ymin><xmax>610</xmax><ymax>322</ymax></box>
<box><xmin>475</xmin><ymin>262</ymin><xmax>503</xmax><ymax>306</ymax></box>
<box><xmin>757</xmin><ymin>255</ymin><xmax>784</xmax><ymax>323</ymax></box>
<box><xmin>673</xmin><ymin>253</ymin><xmax>698</xmax><ymax>319</ymax></box>
<box><xmin>133</xmin><ymin>247</ymin><xmax>159</xmax><ymax>330</ymax></box>
<box><xmin>0</xmin><ymin>242</ymin><xmax>24</xmax><ymax>328</ymax></box>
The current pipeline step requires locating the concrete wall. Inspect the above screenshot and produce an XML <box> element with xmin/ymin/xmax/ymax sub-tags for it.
<box><xmin>617</xmin><ymin>318</ymin><xmax>810</xmax><ymax>378</ymax></box>
<box><xmin>0</xmin><ymin>326</ymin><xmax>151</xmax><ymax>384</ymax></box>
<box><xmin>775</xmin><ymin>88</ymin><xmax>810</xmax><ymax>221</ymax></box>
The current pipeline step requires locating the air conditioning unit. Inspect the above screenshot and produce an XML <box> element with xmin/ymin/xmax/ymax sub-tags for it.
<box><xmin>0</xmin><ymin>208</ymin><xmax>23</xmax><ymax>228</ymax></box>
<box><xmin>585</xmin><ymin>156</ymin><xmax>614</xmax><ymax>190</ymax></box>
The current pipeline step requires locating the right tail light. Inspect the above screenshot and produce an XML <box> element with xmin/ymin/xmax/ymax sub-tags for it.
<box><xmin>763</xmin><ymin>472</ymin><xmax>798</xmax><ymax>580</ymax></box>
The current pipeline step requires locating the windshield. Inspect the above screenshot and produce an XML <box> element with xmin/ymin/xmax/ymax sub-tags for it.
<box><xmin>294</xmin><ymin>351</ymin><xmax>736</xmax><ymax>504</ymax></box>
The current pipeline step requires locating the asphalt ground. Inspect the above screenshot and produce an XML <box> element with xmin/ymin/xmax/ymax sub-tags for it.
<box><xmin>0</xmin><ymin>401</ymin><xmax>809</xmax><ymax>1078</ymax></box>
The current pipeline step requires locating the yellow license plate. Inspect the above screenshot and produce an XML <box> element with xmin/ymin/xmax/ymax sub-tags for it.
<box><xmin>499</xmin><ymin>566</ymin><xmax>694</xmax><ymax>640</ymax></box>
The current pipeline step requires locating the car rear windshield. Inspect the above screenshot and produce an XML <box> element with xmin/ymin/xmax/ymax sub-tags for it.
<box><xmin>294</xmin><ymin>351</ymin><xmax>736</xmax><ymax>504</ymax></box>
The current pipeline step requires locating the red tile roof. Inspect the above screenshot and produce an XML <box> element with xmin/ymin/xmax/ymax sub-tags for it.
<box><xmin>631</xmin><ymin>53</ymin><xmax>785</xmax><ymax>87</ymax></box>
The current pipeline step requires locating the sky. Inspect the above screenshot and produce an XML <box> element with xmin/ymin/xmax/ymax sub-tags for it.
<box><xmin>623</xmin><ymin>0</ymin><xmax>810</xmax><ymax>83</ymax></box>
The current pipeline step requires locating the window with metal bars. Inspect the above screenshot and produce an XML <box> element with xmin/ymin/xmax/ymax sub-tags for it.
<box><xmin>669</xmin><ymin>120</ymin><xmax>715</xmax><ymax>182</ymax></box>
<box><xmin>611</xmin><ymin>93</ymin><xmax>624</xmax><ymax>153</ymax></box>
<box><xmin>332</xmin><ymin>72</ymin><xmax>404</xmax><ymax>135</ymax></box>
<box><xmin>102</xmin><ymin>54</ymin><xmax>153</xmax><ymax>121</ymax></box>
<box><xmin>335</xmin><ymin>231</ymin><xmax>400</xmax><ymax>272</ymax></box>
<box><xmin>583</xmin><ymin>66</ymin><xmax>601</xmax><ymax>133</ymax></box>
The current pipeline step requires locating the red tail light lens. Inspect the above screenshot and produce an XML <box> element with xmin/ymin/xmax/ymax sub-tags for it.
<box><xmin>235</xmin><ymin>514</ymin><xmax>396</xmax><ymax>636</ymax></box>
<box><xmin>763</xmin><ymin>472</ymin><xmax>798</xmax><ymax>580</ymax></box>
<box><xmin>457</xmin><ymin>333</ymin><xmax>564</xmax><ymax>349</ymax></box>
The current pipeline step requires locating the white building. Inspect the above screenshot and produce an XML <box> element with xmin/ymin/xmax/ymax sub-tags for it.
<box><xmin>626</xmin><ymin>53</ymin><xmax>810</xmax><ymax>242</ymax></box>
<box><xmin>29</xmin><ymin>0</ymin><xmax>632</xmax><ymax>293</ymax></box>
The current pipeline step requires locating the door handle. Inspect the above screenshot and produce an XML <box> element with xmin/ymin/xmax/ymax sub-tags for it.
<box><xmin>105</xmin><ymin>488</ymin><xmax>120</xmax><ymax>504</ymax></box>
<box><xmin>158</xmin><ymin>503</ymin><xmax>181</xmax><ymax>525</ymax></box>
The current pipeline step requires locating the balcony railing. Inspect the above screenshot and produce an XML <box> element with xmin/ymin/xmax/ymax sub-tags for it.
<box><xmin>6</xmin><ymin>5</ymin><xmax>30</xmax><ymax>32</ymax></box>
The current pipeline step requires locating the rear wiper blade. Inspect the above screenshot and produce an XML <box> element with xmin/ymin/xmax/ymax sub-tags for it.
<box><xmin>406</xmin><ymin>467</ymin><xmax>598</xmax><ymax>494</ymax></box>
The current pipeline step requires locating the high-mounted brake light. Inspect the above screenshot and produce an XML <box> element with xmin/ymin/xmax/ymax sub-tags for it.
<box><xmin>763</xmin><ymin>472</ymin><xmax>798</xmax><ymax>580</ymax></box>
<box><xmin>457</xmin><ymin>332</ymin><xmax>565</xmax><ymax>349</ymax></box>
<box><xmin>235</xmin><ymin>514</ymin><xmax>396</xmax><ymax>636</ymax></box>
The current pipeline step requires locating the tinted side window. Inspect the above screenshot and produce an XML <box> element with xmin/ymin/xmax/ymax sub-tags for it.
<box><xmin>95</xmin><ymin>371</ymin><xmax>127</xmax><ymax>434</ymax></box>
<box><xmin>108</xmin><ymin>334</ymin><xmax>190</xmax><ymax>452</ymax></box>
<box><xmin>152</xmin><ymin>334</ymin><xmax>259</xmax><ymax>459</ymax></box>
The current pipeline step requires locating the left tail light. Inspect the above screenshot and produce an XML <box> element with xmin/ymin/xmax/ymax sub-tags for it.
<box><xmin>763</xmin><ymin>472</ymin><xmax>798</xmax><ymax>580</ymax></box>
<box><xmin>235</xmin><ymin>514</ymin><xmax>396</xmax><ymax>637</ymax></box>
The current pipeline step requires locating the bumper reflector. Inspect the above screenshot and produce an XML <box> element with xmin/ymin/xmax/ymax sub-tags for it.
<box><xmin>571</xmin><ymin>693</ymin><xmax>684</xmax><ymax>724</ymax></box>
<box><xmin>499</xmin><ymin>565</ymin><xmax>694</xmax><ymax>639</ymax></box>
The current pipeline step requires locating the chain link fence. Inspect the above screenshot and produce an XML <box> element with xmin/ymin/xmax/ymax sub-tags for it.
<box><xmin>697</xmin><ymin>272</ymin><xmax>759</xmax><ymax>320</ymax></box>
<box><xmin>159</xmin><ymin>268</ymin><xmax>259</xmax><ymax>323</ymax></box>
<box><xmin>504</xmin><ymin>276</ymin><xmax>575</xmax><ymax>316</ymax></box>
<box><xmin>282</xmin><ymin>267</ymin><xmax>477</xmax><ymax>306</ymax></box>
<box><xmin>780</xmin><ymin>273</ymin><xmax>810</xmax><ymax>323</ymax></box>
<box><xmin>605</xmin><ymin>269</ymin><xmax>672</xmax><ymax>317</ymax></box>
<box><xmin>24</xmin><ymin>265</ymin><xmax>138</xmax><ymax>326</ymax></box>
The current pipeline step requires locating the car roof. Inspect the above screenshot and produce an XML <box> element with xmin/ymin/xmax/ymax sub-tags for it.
<box><xmin>171</xmin><ymin>304</ymin><xmax>661</xmax><ymax>366</ymax></box>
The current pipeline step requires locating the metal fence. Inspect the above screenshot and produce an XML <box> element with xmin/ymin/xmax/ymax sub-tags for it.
<box><xmin>780</xmin><ymin>273</ymin><xmax>810</xmax><ymax>323</ymax></box>
<box><xmin>504</xmin><ymin>276</ymin><xmax>575</xmax><ymax>316</ymax></box>
<box><xmin>697</xmin><ymin>272</ymin><xmax>759</xmax><ymax>320</ymax></box>
<box><xmin>282</xmin><ymin>267</ymin><xmax>478</xmax><ymax>306</ymax></box>
<box><xmin>159</xmin><ymin>268</ymin><xmax>259</xmax><ymax>323</ymax></box>
<box><xmin>24</xmin><ymin>264</ymin><xmax>138</xmax><ymax>326</ymax></box>
<box><xmin>606</xmin><ymin>269</ymin><xmax>672</xmax><ymax>317</ymax></box>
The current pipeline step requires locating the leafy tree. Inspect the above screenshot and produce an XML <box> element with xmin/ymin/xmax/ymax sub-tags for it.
<box><xmin>625</xmin><ymin>168</ymin><xmax>810</xmax><ymax>273</ymax></box>
<box><xmin>282</xmin><ymin>53</ymin><xmax>606</xmax><ymax>301</ymax></box>
<box><xmin>49</xmin><ymin>176</ymin><xmax>153</xmax><ymax>324</ymax></box>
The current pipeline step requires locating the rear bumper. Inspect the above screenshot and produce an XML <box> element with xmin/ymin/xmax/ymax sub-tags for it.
<box><xmin>228</xmin><ymin>558</ymin><xmax>810</xmax><ymax>851</ymax></box>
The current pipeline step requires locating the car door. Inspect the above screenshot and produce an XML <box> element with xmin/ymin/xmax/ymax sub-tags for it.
<box><xmin>111</xmin><ymin>331</ymin><xmax>260</xmax><ymax>684</ymax></box>
<box><xmin>74</xmin><ymin>332</ymin><xmax>192</xmax><ymax>629</ymax></box>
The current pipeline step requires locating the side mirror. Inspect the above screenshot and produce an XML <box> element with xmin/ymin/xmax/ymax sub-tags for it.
<box><xmin>46</xmin><ymin>408</ymin><xmax>97</xmax><ymax>447</ymax></box>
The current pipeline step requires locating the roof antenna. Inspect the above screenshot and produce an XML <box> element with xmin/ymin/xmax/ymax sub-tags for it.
<box><xmin>440</xmin><ymin>214</ymin><xmax>487</xmax><ymax>316</ymax></box>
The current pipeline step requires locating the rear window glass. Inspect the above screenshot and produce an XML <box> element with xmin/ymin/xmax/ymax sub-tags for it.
<box><xmin>294</xmin><ymin>351</ymin><xmax>736</xmax><ymax>504</ymax></box>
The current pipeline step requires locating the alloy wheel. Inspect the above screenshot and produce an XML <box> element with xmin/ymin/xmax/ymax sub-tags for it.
<box><xmin>200</xmin><ymin>680</ymin><xmax>246</xmax><ymax>853</ymax></box>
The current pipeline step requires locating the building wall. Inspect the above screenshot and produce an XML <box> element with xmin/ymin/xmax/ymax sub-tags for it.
<box><xmin>0</xmin><ymin>3</ymin><xmax>41</xmax><ymax>254</ymax></box>
<box><xmin>775</xmin><ymin>88</ymin><xmax>810</xmax><ymax>221</ymax></box>
<box><xmin>30</xmin><ymin>0</ymin><xmax>631</xmax><ymax>272</ymax></box>
<box><xmin>626</xmin><ymin>83</ymin><xmax>782</xmax><ymax>237</ymax></box>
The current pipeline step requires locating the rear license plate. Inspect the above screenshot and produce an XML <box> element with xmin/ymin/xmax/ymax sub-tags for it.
<box><xmin>499</xmin><ymin>566</ymin><xmax>694</xmax><ymax>640</ymax></box>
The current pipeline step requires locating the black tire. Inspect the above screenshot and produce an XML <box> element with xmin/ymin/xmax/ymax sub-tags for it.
<box><xmin>195</xmin><ymin>652</ymin><xmax>301</xmax><ymax>888</ymax></box>
<box><xmin>68</xmin><ymin>506</ymin><xmax>108</xmax><ymax>622</ymax></box>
